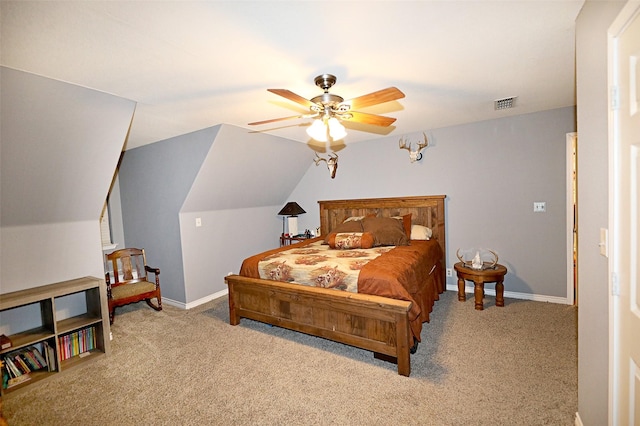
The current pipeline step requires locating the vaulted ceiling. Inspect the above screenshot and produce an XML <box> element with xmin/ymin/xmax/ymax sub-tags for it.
<box><xmin>1</xmin><ymin>1</ymin><xmax>584</xmax><ymax>150</ymax></box>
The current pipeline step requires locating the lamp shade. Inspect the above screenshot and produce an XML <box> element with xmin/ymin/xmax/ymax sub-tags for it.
<box><xmin>327</xmin><ymin>117</ymin><xmax>347</xmax><ymax>140</ymax></box>
<box><xmin>278</xmin><ymin>202</ymin><xmax>306</xmax><ymax>216</ymax></box>
<box><xmin>306</xmin><ymin>118</ymin><xmax>347</xmax><ymax>142</ymax></box>
<box><xmin>306</xmin><ymin>119</ymin><xmax>328</xmax><ymax>142</ymax></box>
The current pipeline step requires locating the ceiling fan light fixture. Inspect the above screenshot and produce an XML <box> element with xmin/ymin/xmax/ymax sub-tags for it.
<box><xmin>327</xmin><ymin>117</ymin><xmax>347</xmax><ymax>140</ymax></box>
<box><xmin>251</xmin><ymin>74</ymin><xmax>405</xmax><ymax>138</ymax></box>
<box><xmin>306</xmin><ymin>119</ymin><xmax>328</xmax><ymax>142</ymax></box>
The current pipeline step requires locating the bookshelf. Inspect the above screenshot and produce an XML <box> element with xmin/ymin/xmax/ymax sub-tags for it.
<box><xmin>0</xmin><ymin>276</ymin><xmax>111</xmax><ymax>395</ymax></box>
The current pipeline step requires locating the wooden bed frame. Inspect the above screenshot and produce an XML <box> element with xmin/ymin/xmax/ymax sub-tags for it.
<box><xmin>225</xmin><ymin>195</ymin><xmax>446</xmax><ymax>376</ymax></box>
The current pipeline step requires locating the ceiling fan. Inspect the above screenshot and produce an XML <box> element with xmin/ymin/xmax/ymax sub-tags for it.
<box><xmin>248</xmin><ymin>74</ymin><xmax>405</xmax><ymax>141</ymax></box>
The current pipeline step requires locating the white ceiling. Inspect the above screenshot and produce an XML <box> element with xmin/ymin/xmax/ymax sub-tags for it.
<box><xmin>1</xmin><ymin>1</ymin><xmax>584</xmax><ymax>150</ymax></box>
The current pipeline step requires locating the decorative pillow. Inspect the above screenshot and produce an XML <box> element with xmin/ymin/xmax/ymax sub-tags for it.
<box><xmin>362</xmin><ymin>216</ymin><xmax>409</xmax><ymax>246</ymax></box>
<box><xmin>323</xmin><ymin>220</ymin><xmax>363</xmax><ymax>244</ymax></box>
<box><xmin>328</xmin><ymin>232</ymin><xmax>375</xmax><ymax>249</ymax></box>
<box><xmin>391</xmin><ymin>214</ymin><xmax>412</xmax><ymax>238</ymax></box>
<box><xmin>410</xmin><ymin>225</ymin><xmax>433</xmax><ymax>240</ymax></box>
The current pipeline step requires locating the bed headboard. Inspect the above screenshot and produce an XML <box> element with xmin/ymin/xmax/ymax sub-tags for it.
<box><xmin>318</xmin><ymin>195</ymin><xmax>446</xmax><ymax>260</ymax></box>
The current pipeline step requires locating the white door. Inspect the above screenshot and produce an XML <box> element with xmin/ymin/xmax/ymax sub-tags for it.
<box><xmin>609</xmin><ymin>2</ymin><xmax>640</xmax><ymax>424</ymax></box>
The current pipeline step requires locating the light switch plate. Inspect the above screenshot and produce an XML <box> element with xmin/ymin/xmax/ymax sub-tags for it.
<box><xmin>599</xmin><ymin>228</ymin><xmax>608</xmax><ymax>257</ymax></box>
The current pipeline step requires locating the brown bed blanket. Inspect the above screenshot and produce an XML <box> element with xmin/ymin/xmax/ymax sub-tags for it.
<box><xmin>239</xmin><ymin>237</ymin><xmax>444</xmax><ymax>341</ymax></box>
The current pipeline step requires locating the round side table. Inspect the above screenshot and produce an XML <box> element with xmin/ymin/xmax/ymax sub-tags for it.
<box><xmin>454</xmin><ymin>262</ymin><xmax>508</xmax><ymax>310</ymax></box>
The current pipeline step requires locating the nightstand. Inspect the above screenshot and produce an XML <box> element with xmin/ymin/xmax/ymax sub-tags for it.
<box><xmin>280</xmin><ymin>235</ymin><xmax>310</xmax><ymax>247</ymax></box>
<box><xmin>454</xmin><ymin>262</ymin><xmax>508</xmax><ymax>310</ymax></box>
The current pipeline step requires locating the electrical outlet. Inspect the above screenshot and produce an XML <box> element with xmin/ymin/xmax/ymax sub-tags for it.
<box><xmin>533</xmin><ymin>202</ymin><xmax>546</xmax><ymax>212</ymax></box>
<box><xmin>446</xmin><ymin>268</ymin><xmax>453</xmax><ymax>277</ymax></box>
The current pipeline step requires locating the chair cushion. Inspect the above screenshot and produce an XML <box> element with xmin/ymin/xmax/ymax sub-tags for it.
<box><xmin>111</xmin><ymin>281</ymin><xmax>157</xmax><ymax>300</ymax></box>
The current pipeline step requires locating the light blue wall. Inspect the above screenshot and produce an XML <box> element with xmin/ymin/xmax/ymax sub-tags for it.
<box><xmin>116</xmin><ymin>124</ymin><xmax>311</xmax><ymax>304</ymax></box>
<box><xmin>178</xmin><ymin>124</ymin><xmax>311</xmax><ymax>303</ymax></box>
<box><xmin>0</xmin><ymin>67</ymin><xmax>135</xmax><ymax>292</ymax></box>
<box><xmin>117</xmin><ymin>126</ymin><xmax>217</xmax><ymax>302</ymax></box>
<box><xmin>292</xmin><ymin>107</ymin><xmax>575</xmax><ymax>298</ymax></box>
<box><xmin>117</xmin><ymin>108</ymin><xmax>575</xmax><ymax>305</ymax></box>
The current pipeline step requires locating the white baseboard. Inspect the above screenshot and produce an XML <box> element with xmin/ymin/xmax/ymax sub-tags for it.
<box><xmin>445</xmin><ymin>283</ymin><xmax>571</xmax><ymax>305</ymax></box>
<box><xmin>575</xmin><ymin>412</ymin><xmax>583</xmax><ymax>426</ymax></box>
<box><xmin>171</xmin><ymin>285</ymin><xmax>567</xmax><ymax>310</ymax></box>
<box><xmin>169</xmin><ymin>285</ymin><xmax>568</xmax><ymax>309</ymax></box>
<box><xmin>162</xmin><ymin>288</ymin><xmax>229</xmax><ymax>310</ymax></box>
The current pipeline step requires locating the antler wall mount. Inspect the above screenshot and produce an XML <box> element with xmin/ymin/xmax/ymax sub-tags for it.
<box><xmin>249</xmin><ymin>74</ymin><xmax>405</xmax><ymax>142</ymax></box>
<box><xmin>314</xmin><ymin>152</ymin><xmax>339</xmax><ymax>179</ymax></box>
<box><xmin>399</xmin><ymin>132</ymin><xmax>429</xmax><ymax>163</ymax></box>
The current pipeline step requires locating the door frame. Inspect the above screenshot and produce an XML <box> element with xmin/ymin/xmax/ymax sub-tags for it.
<box><xmin>607</xmin><ymin>1</ymin><xmax>640</xmax><ymax>422</ymax></box>
<box><xmin>567</xmin><ymin>132</ymin><xmax>577</xmax><ymax>306</ymax></box>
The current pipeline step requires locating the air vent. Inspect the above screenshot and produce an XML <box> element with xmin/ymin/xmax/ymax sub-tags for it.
<box><xmin>494</xmin><ymin>96</ymin><xmax>517</xmax><ymax>110</ymax></box>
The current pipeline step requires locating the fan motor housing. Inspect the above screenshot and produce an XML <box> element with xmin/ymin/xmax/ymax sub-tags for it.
<box><xmin>314</xmin><ymin>74</ymin><xmax>337</xmax><ymax>91</ymax></box>
<box><xmin>310</xmin><ymin>92</ymin><xmax>344</xmax><ymax>108</ymax></box>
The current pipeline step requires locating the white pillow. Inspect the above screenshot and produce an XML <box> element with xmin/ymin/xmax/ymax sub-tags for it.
<box><xmin>411</xmin><ymin>225</ymin><xmax>432</xmax><ymax>240</ymax></box>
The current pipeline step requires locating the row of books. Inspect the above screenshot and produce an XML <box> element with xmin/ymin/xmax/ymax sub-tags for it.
<box><xmin>58</xmin><ymin>326</ymin><xmax>97</xmax><ymax>361</ymax></box>
<box><xmin>2</xmin><ymin>343</ymin><xmax>55</xmax><ymax>389</ymax></box>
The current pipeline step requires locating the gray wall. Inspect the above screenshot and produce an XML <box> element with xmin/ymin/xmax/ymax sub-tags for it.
<box><xmin>0</xmin><ymin>67</ymin><xmax>135</xmax><ymax>292</ymax></box>
<box><xmin>292</xmin><ymin>107</ymin><xmax>575</xmax><ymax>299</ymax></box>
<box><xmin>575</xmin><ymin>1</ymin><xmax>626</xmax><ymax>424</ymax></box>
<box><xmin>117</xmin><ymin>108</ymin><xmax>574</xmax><ymax>306</ymax></box>
<box><xmin>117</xmin><ymin>126</ymin><xmax>217</xmax><ymax>302</ymax></box>
<box><xmin>117</xmin><ymin>124</ymin><xmax>311</xmax><ymax>305</ymax></box>
<box><xmin>178</xmin><ymin>124</ymin><xmax>311</xmax><ymax>304</ymax></box>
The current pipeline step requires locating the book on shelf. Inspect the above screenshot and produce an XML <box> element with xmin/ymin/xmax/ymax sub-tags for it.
<box><xmin>58</xmin><ymin>326</ymin><xmax>97</xmax><ymax>361</ymax></box>
<box><xmin>4</xmin><ymin>357</ymin><xmax>21</xmax><ymax>377</ymax></box>
<box><xmin>43</xmin><ymin>341</ymin><xmax>56</xmax><ymax>372</ymax></box>
<box><xmin>19</xmin><ymin>347</ymin><xmax>46</xmax><ymax>370</ymax></box>
<box><xmin>0</xmin><ymin>334</ymin><xmax>12</xmax><ymax>350</ymax></box>
<box><xmin>31</xmin><ymin>347</ymin><xmax>47</xmax><ymax>368</ymax></box>
<box><xmin>13</xmin><ymin>354</ymin><xmax>30</xmax><ymax>374</ymax></box>
<box><xmin>2</xmin><ymin>355</ymin><xmax>32</xmax><ymax>389</ymax></box>
<box><xmin>1</xmin><ymin>344</ymin><xmax>49</xmax><ymax>384</ymax></box>
<box><xmin>20</xmin><ymin>350</ymin><xmax>38</xmax><ymax>370</ymax></box>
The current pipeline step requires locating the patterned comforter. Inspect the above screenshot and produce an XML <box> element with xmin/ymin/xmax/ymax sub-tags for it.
<box><xmin>239</xmin><ymin>236</ymin><xmax>444</xmax><ymax>341</ymax></box>
<box><xmin>257</xmin><ymin>240</ymin><xmax>394</xmax><ymax>292</ymax></box>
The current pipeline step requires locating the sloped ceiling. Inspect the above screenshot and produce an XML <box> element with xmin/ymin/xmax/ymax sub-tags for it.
<box><xmin>1</xmin><ymin>1</ymin><xmax>584</xmax><ymax>150</ymax></box>
<box><xmin>181</xmin><ymin>124</ymin><xmax>312</xmax><ymax>213</ymax></box>
<box><xmin>0</xmin><ymin>67</ymin><xmax>136</xmax><ymax>227</ymax></box>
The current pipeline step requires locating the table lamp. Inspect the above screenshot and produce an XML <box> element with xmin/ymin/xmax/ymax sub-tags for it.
<box><xmin>278</xmin><ymin>202</ymin><xmax>306</xmax><ymax>236</ymax></box>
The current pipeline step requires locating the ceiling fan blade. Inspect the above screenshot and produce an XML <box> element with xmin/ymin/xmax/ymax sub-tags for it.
<box><xmin>248</xmin><ymin>114</ymin><xmax>309</xmax><ymax>126</ymax></box>
<box><xmin>341</xmin><ymin>111</ymin><xmax>397</xmax><ymax>127</ymax></box>
<box><xmin>267</xmin><ymin>89</ymin><xmax>317</xmax><ymax>109</ymax></box>
<box><xmin>339</xmin><ymin>87</ymin><xmax>405</xmax><ymax>110</ymax></box>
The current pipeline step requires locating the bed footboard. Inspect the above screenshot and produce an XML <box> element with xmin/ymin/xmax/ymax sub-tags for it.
<box><xmin>225</xmin><ymin>274</ymin><xmax>414</xmax><ymax>376</ymax></box>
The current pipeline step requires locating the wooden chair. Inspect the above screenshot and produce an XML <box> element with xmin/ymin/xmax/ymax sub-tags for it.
<box><xmin>105</xmin><ymin>248</ymin><xmax>162</xmax><ymax>324</ymax></box>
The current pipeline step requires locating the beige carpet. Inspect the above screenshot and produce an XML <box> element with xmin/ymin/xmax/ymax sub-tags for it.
<box><xmin>3</xmin><ymin>290</ymin><xmax>577</xmax><ymax>425</ymax></box>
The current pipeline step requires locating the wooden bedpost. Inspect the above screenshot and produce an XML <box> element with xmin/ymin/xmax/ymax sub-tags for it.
<box><xmin>226</xmin><ymin>279</ymin><xmax>240</xmax><ymax>325</ymax></box>
<box><xmin>395</xmin><ymin>312</ymin><xmax>412</xmax><ymax>377</ymax></box>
